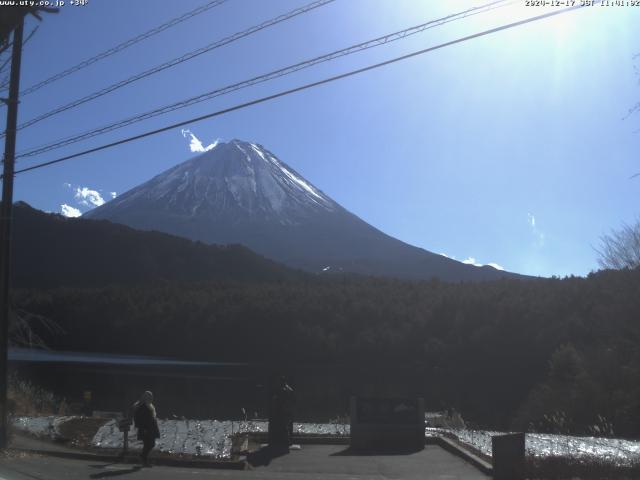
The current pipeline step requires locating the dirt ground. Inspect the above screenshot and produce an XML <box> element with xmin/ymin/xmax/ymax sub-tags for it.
<box><xmin>50</xmin><ymin>417</ymin><xmax>110</xmax><ymax>448</ymax></box>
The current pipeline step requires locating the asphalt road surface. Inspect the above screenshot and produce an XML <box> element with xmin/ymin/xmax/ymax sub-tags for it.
<box><xmin>0</xmin><ymin>445</ymin><xmax>489</xmax><ymax>479</ymax></box>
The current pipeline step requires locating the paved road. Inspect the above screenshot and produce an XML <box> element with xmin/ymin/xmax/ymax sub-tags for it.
<box><xmin>0</xmin><ymin>445</ymin><xmax>489</xmax><ymax>479</ymax></box>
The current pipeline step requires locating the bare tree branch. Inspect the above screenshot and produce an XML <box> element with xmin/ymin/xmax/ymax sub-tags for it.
<box><xmin>9</xmin><ymin>307</ymin><xmax>63</xmax><ymax>349</ymax></box>
<box><xmin>597</xmin><ymin>219</ymin><xmax>640</xmax><ymax>270</ymax></box>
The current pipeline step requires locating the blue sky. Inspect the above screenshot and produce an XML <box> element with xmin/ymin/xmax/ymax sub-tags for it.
<box><xmin>6</xmin><ymin>0</ymin><xmax>639</xmax><ymax>277</ymax></box>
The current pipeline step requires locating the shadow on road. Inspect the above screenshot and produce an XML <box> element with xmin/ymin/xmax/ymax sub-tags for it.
<box><xmin>247</xmin><ymin>445</ymin><xmax>290</xmax><ymax>467</ymax></box>
<box><xmin>88</xmin><ymin>463</ymin><xmax>142</xmax><ymax>478</ymax></box>
<box><xmin>330</xmin><ymin>446</ymin><xmax>425</xmax><ymax>456</ymax></box>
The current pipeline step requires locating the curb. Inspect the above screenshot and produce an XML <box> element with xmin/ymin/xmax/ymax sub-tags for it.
<box><xmin>10</xmin><ymin>447</ymin><xmax>247</xmax><ymax>470</ymax></box>
<box><xmin>12</xmin><ymin>435</ymin><xmax>490</xmax><ymax>474</ymax></box>
<box><xmin>427</xmin><ymin>436</ymin><xmax>493</xmax><ymax>475</ymax></box>
<box><xmin>251</xmin><ymin>432</ymin><xmax>491</xmax><ymax>475</ymax></box>
<box><xmin>248</xmin><ymin>433</ymin><xmax>350</xmax><ymax>445</ymax></box>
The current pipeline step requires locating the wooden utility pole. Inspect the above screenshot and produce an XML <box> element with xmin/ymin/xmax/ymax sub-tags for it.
<box><xmin>0</xmin><ymin>14</ymin><xmax>24</xmax><ymax>449</ymax></box>
<box><xmin>0</xmin><ymin>5</ymin><xmax>58</xmax><ymax>449</ymax></box>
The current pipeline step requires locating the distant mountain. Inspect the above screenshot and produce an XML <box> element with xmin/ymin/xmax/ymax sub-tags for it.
<box><xmin>11</xmin><ymin>202</ymin><xmax>302</xmax><ymax>289</ymax></box>
<box><xmin>85</xmin><ymin>139</ymin><xmax>524</xmax><ymax>282</ymax></box>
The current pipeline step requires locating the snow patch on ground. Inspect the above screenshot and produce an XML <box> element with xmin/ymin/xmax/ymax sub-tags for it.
<box><xmin>13</xmin><ymin>416</ymin><xmax>80</xmax><ymax>440</ymax></box>
<box><xmin>441</xmin><ymin>428</ymin><xmax>640</xmax><ymax>467</ymax></box>
<box><xmin>93</xmin><ymin>419</ymin><xmax>234</xmax><ymax>458</ymax></box>
<box><xmin>91</xmin><ymin>419</ymin><xmax>349</xmax><ymax>458</ymax></box>
<box><xmin>17</xmin><ymin>415</ymin><xmax>639</xmax><ymax>467</ymax></box>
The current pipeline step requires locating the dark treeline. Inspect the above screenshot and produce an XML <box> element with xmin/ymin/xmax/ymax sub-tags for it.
<box><xmin>11</xmin><ymin>202</ymin><xmax>303</xmax><ymax>289</ymax></box>
<box><xmin>14</xmin><ymin>267</ymin><xmax>640</xmax><ymax>437</ymax></box>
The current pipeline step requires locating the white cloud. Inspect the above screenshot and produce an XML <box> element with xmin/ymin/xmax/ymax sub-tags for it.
<box><xmin>74</xmin><ymin>187</ymin><xmax>105</xmax><ymax>207</ymax></box>
<box><xmin>181</xmin><ymin>129</ymin><xmax>219</xmax><ymax>153</ymax></box>
<box><xmin>62</xmin><ymin>183</ymin><xmax>113</xmax><ymax>214</ymax></box>
<box><xmin>527</xmin><ymin>212</ymin><xmax>545</xmax><ymax>248</ymax></box>
<box><xmin>462</xmin><ymin>257</ymin><xmax>483</xmax><ymax>267</ymax></box>
<box><xmin>461</xmin><ymin>257</ymin><xmax>506</xmax><ymax>270</ymax></box>
<box><xmin>528</xmin><ymin>213</ymin><xmax>536</xmax><ymax>228</ymax></box>
<box><xmin>440</xmin><ymin>252</ymin><xmax>457</xmax><ymax>260</ymax></box>
<box><xmin>60</xmin><ymin>204</ymin><xmax>81</xmax><ymax>218</ymax></box>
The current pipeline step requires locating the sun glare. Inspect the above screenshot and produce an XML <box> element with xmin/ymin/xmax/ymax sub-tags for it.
<box><xmin>500</xmin><ymin>3</ymin><xmax>580</xmax><ymax>46</ymax></box>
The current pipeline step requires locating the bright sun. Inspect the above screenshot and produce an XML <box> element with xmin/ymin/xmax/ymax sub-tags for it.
<box><xmin>469</xmin><ymin>0</ymin><xmax>583</xmax><ymax>58</ymax></box>
<box><xmin>508</xmin><ymin>2</ymin><xmax>580</xmax><ymax>43</ymax></box>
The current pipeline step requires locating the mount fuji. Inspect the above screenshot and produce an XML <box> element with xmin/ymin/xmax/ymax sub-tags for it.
<box><xmin>85</xmin><ymin>139</ymin><xmax>520</xmax><ymax>281</ymax></box>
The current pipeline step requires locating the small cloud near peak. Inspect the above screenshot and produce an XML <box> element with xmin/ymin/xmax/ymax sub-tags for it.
<box><xmin>462</xmin><ymin>257</ymin><xmax>505</xmax><ymax>270</ymax></box>
<box><xmin>462</xmin><ymin>257</ymin><xmax>483</xmax><ymax>267</ymax></box>
<box><xmin>181</xmin><ymin>129</ymin><xmax>219</xmax><ymax>153</ymax></box>
<box><xmin>60</xmin><ymin>204</ymin><xmax>81</xmax><ymax>218</ymax></box>
<box><xmin>75</xmin><ymin>187</ymin><xmax>105</xmax><ymax>207</ymax></box>
<box><xmin>63</xmin><ymin>183</ymin><xmax>113</xmax><ymax>214</ymax></box>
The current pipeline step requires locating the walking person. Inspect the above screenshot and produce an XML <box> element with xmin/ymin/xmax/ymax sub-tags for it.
<box><xmin>268</xmin><ymin>375</ymin><xmax>294</xmax><ymax>451</ymax></box>
<box><xmin>133</xmin><ymin>391</ymin><xmax>160</xmax><ymax>467</ymax></box>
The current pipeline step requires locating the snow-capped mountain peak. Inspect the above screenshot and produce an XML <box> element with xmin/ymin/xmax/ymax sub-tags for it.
<box><xmin>85</xmin><ymin>139</ymin><xmax>521</xmax><ymax>282</ymax></box>
<box><xmin>93</xmin><ymin>139</ymin><xmax>335</xmax><ymax>224</ymax></box>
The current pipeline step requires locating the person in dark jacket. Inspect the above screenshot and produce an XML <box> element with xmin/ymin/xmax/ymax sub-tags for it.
<box><xmin>133</xmin><ymin>391</ymin><xmax>160</xmax><ymax>467</ymax></box>
<box><xmin>268</xmin><ymin>376</ymin><xmax>294</xmax><ymax>451</ymax></box>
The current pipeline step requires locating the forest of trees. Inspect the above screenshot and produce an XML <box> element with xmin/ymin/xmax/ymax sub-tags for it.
<box><xmin>13</xmin><ymin>266</ymin><xmax>640</xmax><ymax>437</ymax></box>
<box><xmin>8</xmin><ymin>203</ymin><xmax>640</xmax><ymax>436</ymax></box>
<box><xmin>10</xmin><ymin>202</ymin><xmax>303</xmax><ymax>288</ymax></box>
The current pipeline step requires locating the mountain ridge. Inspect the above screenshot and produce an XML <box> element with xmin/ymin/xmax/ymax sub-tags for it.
<box><xmin>85</xmin><ymin>139</ymin><xmax>526</xmax><ymax>282</ymax></box>
<box><xmin>11</xmin><ymin>201</ymin><xmax>303</xmax><ymax>289</ymax></box>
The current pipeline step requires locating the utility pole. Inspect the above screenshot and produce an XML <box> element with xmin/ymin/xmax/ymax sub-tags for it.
<box><xmin>0</xmin><ymin>14</ymin><xmax>24</xmax><ymax>450</ymax></box>
<box><xmin>0</xmin><ymin>6</ymin><xmax>57</xmax><ymax>450</ymax></box>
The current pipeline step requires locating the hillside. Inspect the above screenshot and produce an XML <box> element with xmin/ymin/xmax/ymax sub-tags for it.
<box><xmin>11</xmin><ymin>202</ymin><xmax>303</xmax><ymax>289</ymax></box>
<box><xmin>85</xmin><ymin>139</ymin><xmax>526</xmax><ymax>282</ymax></box>
<box><xmin>15</xmin><ymin>266</ymin><xmax>640</xmax><ymax>435</ymax></box>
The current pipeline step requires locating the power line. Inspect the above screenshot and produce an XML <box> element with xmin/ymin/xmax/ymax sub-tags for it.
<box><xmin>0</xmin><ymin>25</ymin><xmax>38</xmax><ymax>87</ymax></box>
<box><xmin>1</xmin><ymin>0</ymin><xmax>228</xmax><ymax>97</ymax></box>
<box><xmin>12</xmin><ymin>4</ymin><xmax>585</xmax><ymax>177</ymax></box>
<box><xmin>15</xmin><ymin>0</ymin><xmax>512</xmax><ymax>159</ymax></box>
<box><xmin>0</xmin><ymin>42</ymin><xmax>11</xmax><ymax>57</ymax></box>
<box><xmin>6</xmin><ymin>0</ymin><xmax>336</xmax><ymax>135</ymax></box>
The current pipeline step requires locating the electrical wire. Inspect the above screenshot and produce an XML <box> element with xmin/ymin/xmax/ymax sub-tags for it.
<box><xmin>0</xmin><ymin>0</ymin><xmax>229</xmax><ymax>97</ymax></box>
<box><xmin>6</xmin><ymin>0</ymin><xmax>335</xmax><ymax>135</ymax></box>
<box><xmin>11</xmin><ymin>4</ymin><xmax>585</xmax><ymax>177</ymax></box>
<box><xmin>0</xmin><ymin>26</ymin><xmax>39</xmax><ymax>88</ymax></box>
<box><xmin>15</xmin><ymin>0</ymin><xmax>513</xmax><ymax>159</ymax></box>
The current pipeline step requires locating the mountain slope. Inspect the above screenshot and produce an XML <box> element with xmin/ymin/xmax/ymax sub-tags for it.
<box><xmin>11</xmin><ymin>202</ymin><xmax>302</xmax><ymax>289</ymax></box>
<box><xmin>85</xmin><ymin>139</ymin><xmax>523</xmax><ymax>282</ymax></box>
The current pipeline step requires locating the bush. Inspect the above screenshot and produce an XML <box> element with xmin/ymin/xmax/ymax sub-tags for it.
<box><xmin>8</xmin><ymin>373</ymin><xmax>60</xmax><ymax>416</ymax></box>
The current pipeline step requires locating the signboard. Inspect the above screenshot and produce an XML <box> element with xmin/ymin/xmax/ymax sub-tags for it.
<box><xmin>350</xmin><ymin>396</ymin><xmax>424</xmax><ymax>452</ymax></box>
<box><xmin>492</xmin><ymin>433</ymin><xmax>525</xmax><ymax>480</ymax></box>
<box><xmin>82</xmin><ymin>390</ymin><xmax>93</xmax><ymax>417</ymax></box>
<box><xmin>118</xmin><ymin>418</ymin><xmax>132</xmax><ymax>432</ymax></box>
<box><xmin>357</xmin><ymin>397</ymin><xmax>419</xmax><ymax>424</ymax></box>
